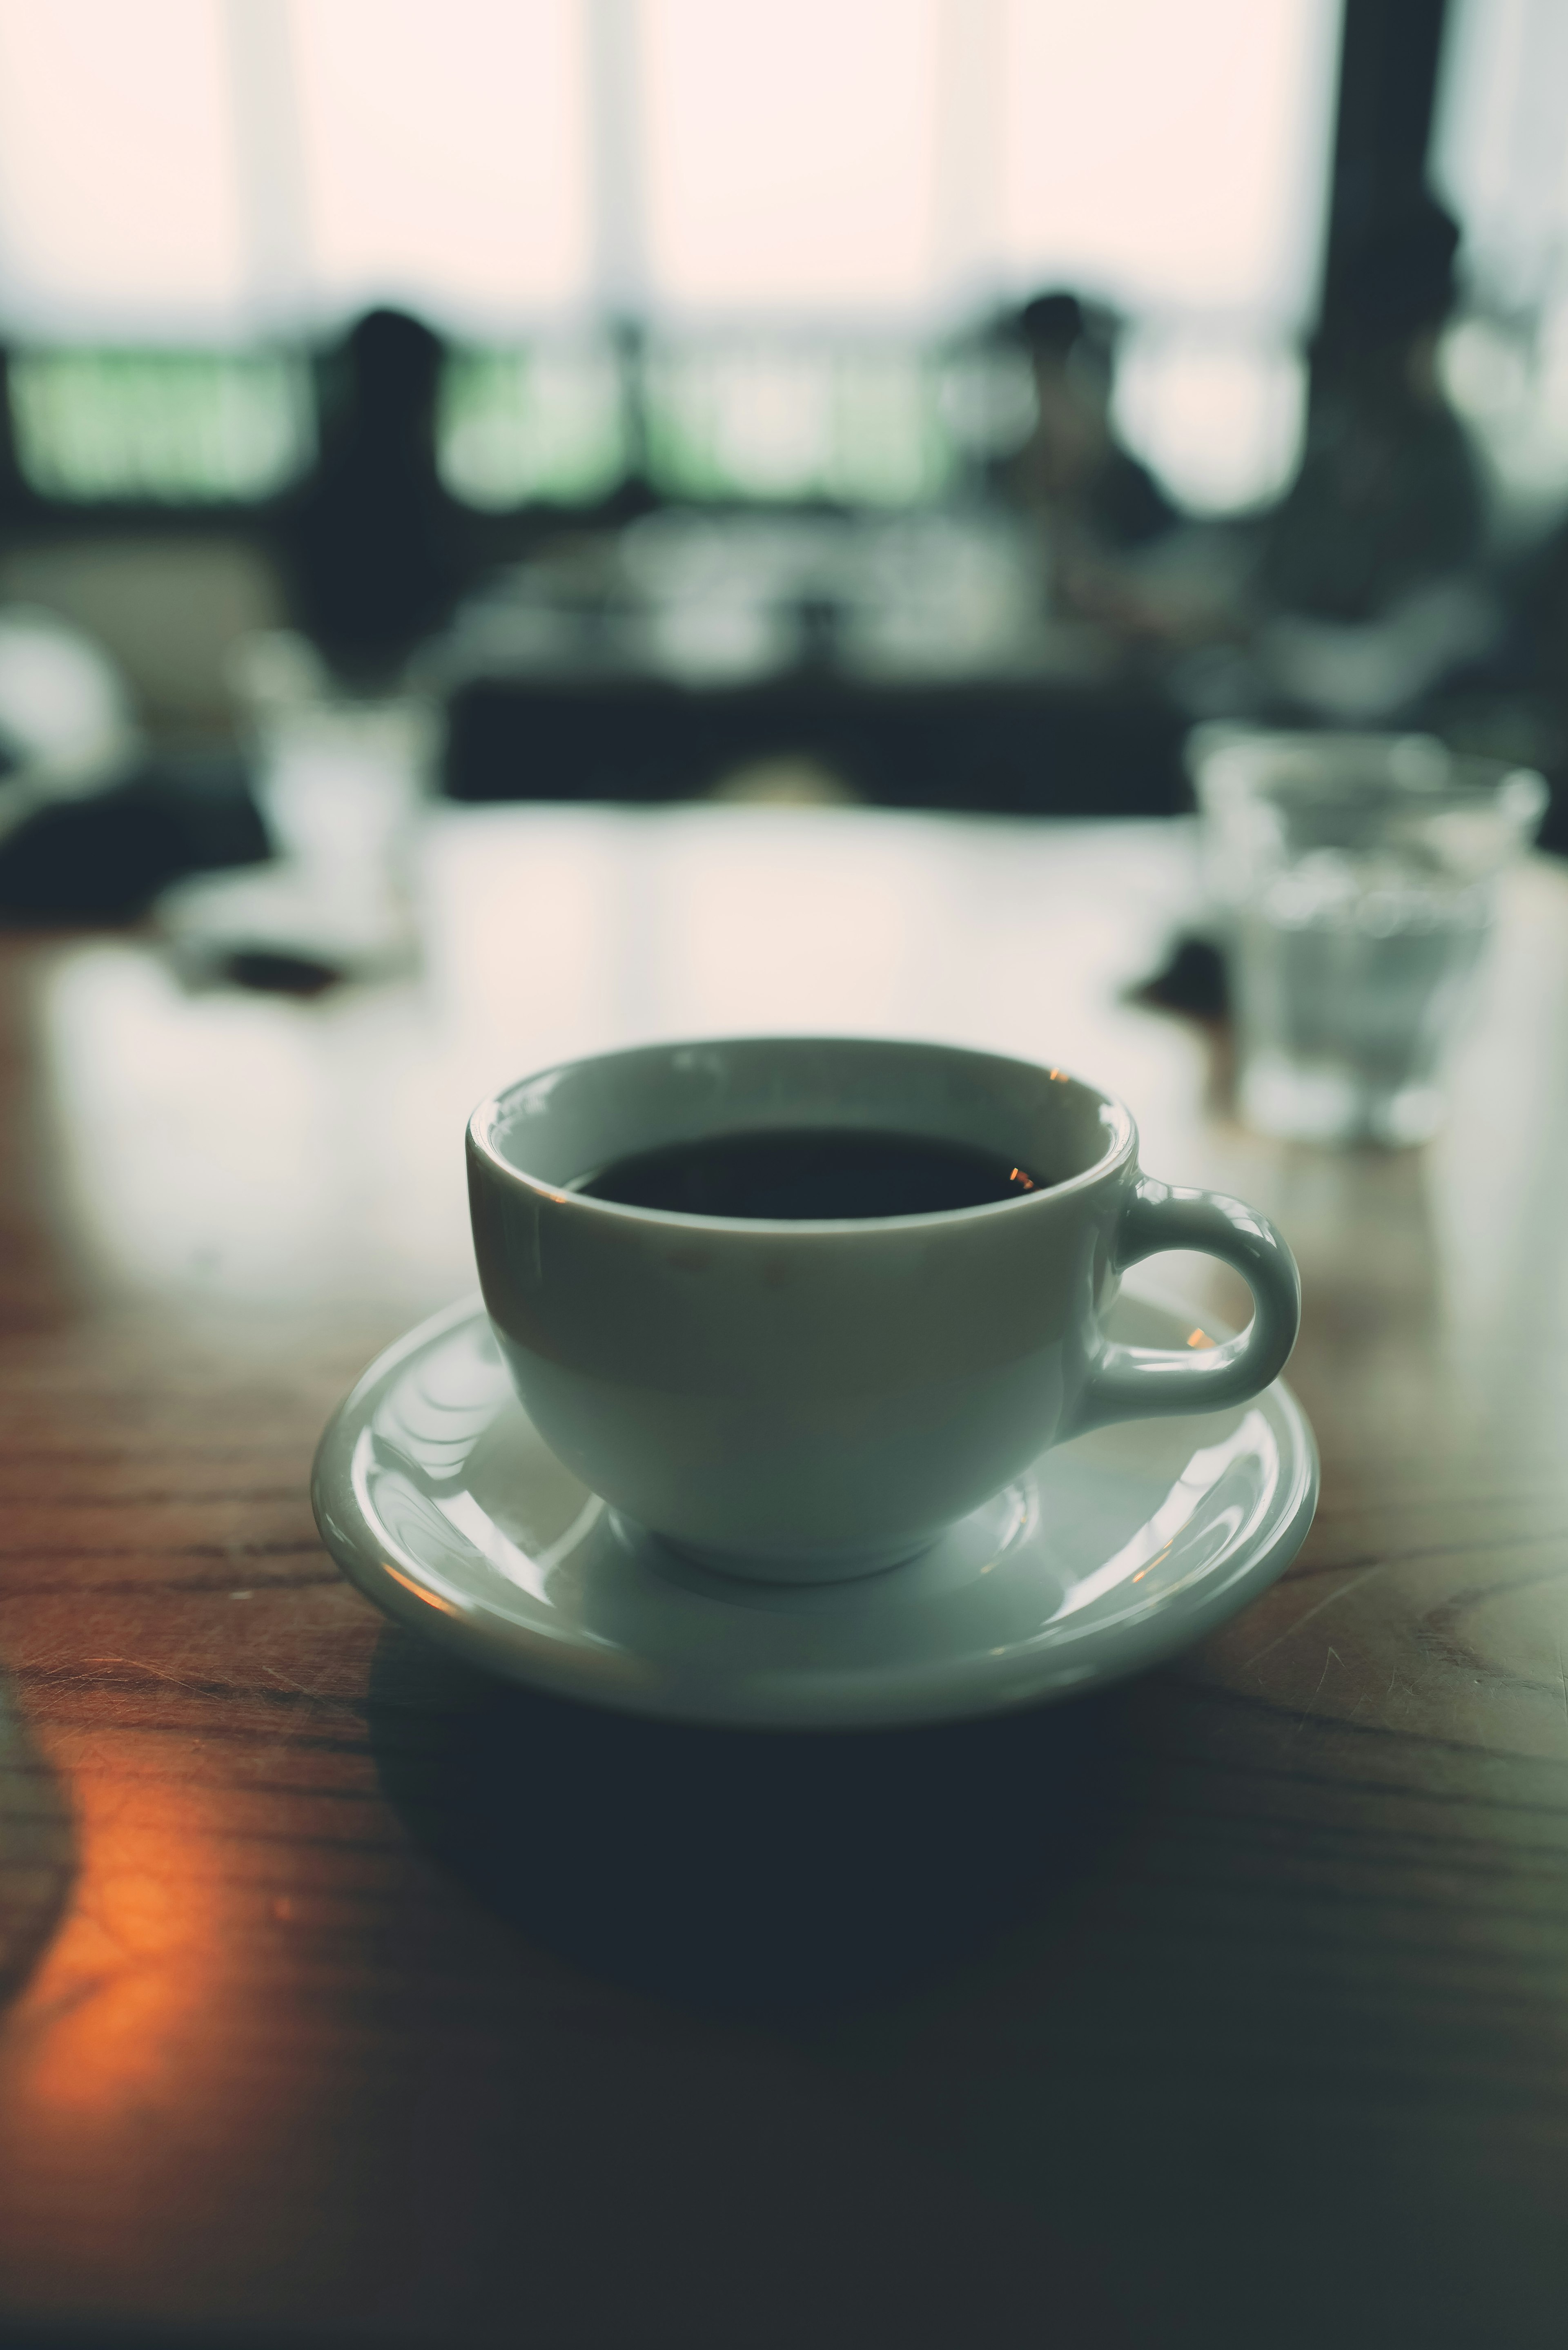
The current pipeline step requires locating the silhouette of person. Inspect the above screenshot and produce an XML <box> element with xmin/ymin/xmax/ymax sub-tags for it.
<box><xmin>1261</xmin><ymin>195</ymin><xmax>1484</xmax><ymax>625</ymax></box>
<box><xmin>998</xmin><ymin>292</ymin><xmax>1178</xmax><ymax>562</ymax></box>
<box><xmin>285</xmin><ymin>308</ymin><xmax>465</xmax><ymax>686</ymax></box>
<box><xmin>1240</xmin><ymin>193</ymin><xmax>1497</xmax><ymax>723</ymax></box>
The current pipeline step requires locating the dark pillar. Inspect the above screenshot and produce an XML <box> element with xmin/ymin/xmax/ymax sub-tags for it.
<box><xmin>1322</xmin><ymin>0</ymin><xmax>1453</xmax><ymax>292</ymax></box>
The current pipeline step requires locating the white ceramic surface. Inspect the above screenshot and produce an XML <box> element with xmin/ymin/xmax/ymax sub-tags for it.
<box><xmin>312</xmin><ymin>1291</ymin><xmax>1319</xmax><ymax>1731</ymax></box>
<box><xmin>467</xmin><ymin>1035</ymin><xmax>1302</xmax><ymax>1581</ymax></box>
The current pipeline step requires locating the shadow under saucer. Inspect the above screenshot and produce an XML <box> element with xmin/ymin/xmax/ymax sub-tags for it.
<box><xmin>366</xmin><ymin>1625</ymin><xmax>1124</xmax><ymax>2016</ymax></box>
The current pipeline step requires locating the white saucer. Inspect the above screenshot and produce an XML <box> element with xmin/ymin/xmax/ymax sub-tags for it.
<box><xmin>312</xmin><ymin>1292</ymin><xmax>1318</xmax><ymax>1731</ymax></box>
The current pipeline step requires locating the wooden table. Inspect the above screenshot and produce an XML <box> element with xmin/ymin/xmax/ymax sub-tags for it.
<box><xmin>2</xmin><ymin>804</ymin><xmax>1568</xmax><ymax>2350</ymax></box>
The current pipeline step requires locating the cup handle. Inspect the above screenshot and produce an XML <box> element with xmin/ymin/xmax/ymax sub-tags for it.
<box><xmin>1071</xmin><ymin>1176</ymin><xmax>1302</xmax><ymax>1434</ymax></box>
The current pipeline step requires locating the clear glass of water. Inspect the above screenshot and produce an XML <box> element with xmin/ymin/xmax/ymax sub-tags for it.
<box><xmin>1194</xmin><ymin>732</ymin><xmax>1547</xmax><ymax>1145</ymax></box>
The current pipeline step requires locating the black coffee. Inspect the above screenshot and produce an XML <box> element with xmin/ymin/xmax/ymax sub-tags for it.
<box><xmin>574</xmin><ymin>1127</ymin><xmax>1044</xmax><ymax>1220</ymax></box>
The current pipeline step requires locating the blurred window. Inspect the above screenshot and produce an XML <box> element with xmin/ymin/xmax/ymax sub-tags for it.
<box><xmin>9</xmin><ymin>351</ymin><xmax>312</xmax><ymax>502</ymax></box>
<box><xmin>1002</xmin><ymin>0</ymin><xmax>1338</xmax><ymax>328</ymax></box>
<box><xmin>0</xmin><ymin>0</ymin><xmax>245</xmax><ymax>339</ymax></box>
<box><xmin>1432</xmin><ymin>0</ymin><xmax>1568</xmax><ymax>527</ymax></box>
<box><xmin>1112</xmin><ymin>332</ymin><xmax>1309</xmax><ymax>516</ymax></box>
<box><xmin>1433</xmin><ymin>0</ymin><xmax>1568</xmax><ymax>319</ymax></box>
<box><xmin>0</xmin><ymin>0</ymin><xmax>592</xmax><ymax>340</ymax></box>
<box><xmin>0</xmin><ymin>0</ymin><xmax>1339</xmax><ymax>515</ymax></box>
<box><xmin>628</xmin><ymin>0</ymin><xmax>1335</xmax><ymax>512</ymax></box>
<box><xmin>287</xmin><ymin>0</ymin><xmax>591</xmax><ymax>328</ymax></box>
<box><xmin>1001</xmin><ymin>0</ymin><xmax>1335</xmax><ymax>514</ymax></box>
<box><xmin>638</xmin><ymin>0</ymin><xmax>942</xmax><ymax>318</ymax></box>
<box><xmin>643</xmin><ymin>347</ymin><xmax>954</xmax><ymax>506</ymax></box>
<box><xmin>438</xmin><ymin>345</ymin><xmax>627</xmax><ymax>508</ymax></box>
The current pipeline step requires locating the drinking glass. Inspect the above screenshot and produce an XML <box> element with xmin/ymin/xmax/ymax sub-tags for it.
<box><xmin>1194</xmin><ymin>731</ymin><xmax>1546</xmax><ymax>1146</ymax></box>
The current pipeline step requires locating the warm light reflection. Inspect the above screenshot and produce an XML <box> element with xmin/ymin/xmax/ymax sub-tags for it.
<box><xmin>1187</xmin><ymin>1327</ymin><xmax>1216</xmax><ymax>1349</ymax></box>
<box><xmin>378</xmin><ymin>1556</ymin><xmax>465</xmax><ymax>1617</ymax></box>
<box><xmin>9</xmin><ymin>1759</ymin><xmax>228</xmax><ymax>2127</ymax></box>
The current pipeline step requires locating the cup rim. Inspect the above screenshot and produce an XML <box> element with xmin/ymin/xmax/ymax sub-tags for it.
<box><xmin>467</xmin><ymin>1034</ymin><xmax>1137</xmax><ymax>1235</ymax></box>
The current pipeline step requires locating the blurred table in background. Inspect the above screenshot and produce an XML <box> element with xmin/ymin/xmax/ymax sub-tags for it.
<box><xmin>443</xmin><ymin>669</ymin><xmax>1189</xmax><ymax>817</ymax></box>
<box><xmin>3</xmin><ymin>805</ymin><xmax>1568</xmax><ymax>2348</ymax></box>
<box><xmin>435</xmin><ymin>514</ymin><xmax>1190</xmax><ymax>815</ymax></box>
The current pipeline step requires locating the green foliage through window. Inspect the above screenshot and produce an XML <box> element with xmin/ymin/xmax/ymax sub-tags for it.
<box><xmin>643</xmin><ymin>347</ymin><xmax>955</xmax><ymax>506</ymax></box>
<box><xmin>438</xmin><ymin>347</ymin><xmax>628</xmax><ymax>509</ymax></box>
<box><xmin>7</xmin><ymin>338</ymin><xmax>973</xmax><ymax>514</ymax></box>
<box><xmin>437</xmin><ymin>340</ymin><xmax>960</xmax><ymax>511</ymax></box>
<box><xmin>9</xmin><ymin>351</ymin><xmax>314</xmax><ymax>502</ymax></box>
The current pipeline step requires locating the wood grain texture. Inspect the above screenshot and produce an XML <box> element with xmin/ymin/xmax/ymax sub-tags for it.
<box><xmin>2</xmin><ymin>809</ymin><xmax>1568</xmax><ymax>2350</ymax></box>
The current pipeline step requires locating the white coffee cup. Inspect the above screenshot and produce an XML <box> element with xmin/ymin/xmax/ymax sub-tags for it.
<box><xmin>468</xmin><ymin>1036</ymin><xmax>1301</xmax><ymax>1583</ymax></box>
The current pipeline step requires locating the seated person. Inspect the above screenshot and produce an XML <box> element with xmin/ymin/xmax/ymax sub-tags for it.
<box><xmin>1253</xmin><ymin>193</ymin><xmax>1495</xmax><ymax>721</ymax></box>
<box><xmin>996</xmin><ymin>291</ymin><xmax>1178</xmax><ymax>569</ymax></box>
<box><xmin>284</xmin><ymin>308</ymin><xmax>467</xmax><ymax>689</ymax></box>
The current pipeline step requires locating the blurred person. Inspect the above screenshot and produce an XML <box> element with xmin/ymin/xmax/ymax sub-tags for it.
<box><xmin>285</xmin><ymin>308</ymin><xmax>467</xmax><ymax>687</ymax></box>
<box><xmin>996</xmin><ymin>291</ymin><xmax>1179</xmax><ymax>591</ymax></box>
<box><xmin>1251</xmin><ymin>192</ymin><xmax>1497</xmax><ymax>722</ymax></box>
<box><xmin>982</xmin><ymin>290</ymin><xmax>1265</xmax><ymax>686</ymax></box>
